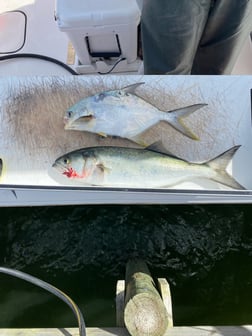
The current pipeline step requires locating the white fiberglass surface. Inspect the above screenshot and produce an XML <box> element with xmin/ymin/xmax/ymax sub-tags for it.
<box><xmin>0</xmin><ymin>75</ymin><xmax>251</xmax><ymax>192</ymax></box>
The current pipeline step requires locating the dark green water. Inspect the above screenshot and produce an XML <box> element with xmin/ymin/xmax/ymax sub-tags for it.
<box><xmin>0</xmin><ymin>204</ymin><xmax>252</xmax><ymax>328</ymax></box>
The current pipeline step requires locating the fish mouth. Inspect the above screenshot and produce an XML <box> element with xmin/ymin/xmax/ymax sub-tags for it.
<box><xmin>64</xmin><ymin>115</ymin><xmax>94</xmax><ymax>129</ymax></box>
<box><xmin>62</xmin><ymin>167</ymin><xmax>75</xmax><ymax>178</ymax></box>
<box><xmin>63</xmin><ymin>117</ymin><xmax>78</xmax><ymax>129</ymax></box>
<box><xmin>52</xmin><ymin>161</ymin><xmax>67</xmax><ymax>173</ymax></box>
<box><xmin>64</xmin><ymin>122</ymin><xmax>79</xmax><ymax>130</ymax></box>
<box><xmin>63</xmin><ymin>115</ymin><xmax>76</xmax><ymax>127</ymax></box>
<box><xmin>52</xmin><ymin>161</ymin><xmax>78</xmax><ymax>178</ymax></box>
<box><xmin>63</xmin><ymin>116</ymin><xmax>70</xmax><ymax>125</ymax></box>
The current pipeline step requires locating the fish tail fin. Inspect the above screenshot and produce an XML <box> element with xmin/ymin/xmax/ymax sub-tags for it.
<box><xmin>207</xmin><ymin>146</ymin><xmax>245</xmax><ymax>190</ymax></box>
<box><xmin>164</xmin><ymin>104</ymin><xmax>207</xmax><ymax>140</ymax></box>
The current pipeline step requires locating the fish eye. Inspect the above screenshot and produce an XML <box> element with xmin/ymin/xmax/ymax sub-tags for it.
<box><xmin>67</xmin><ymin>110</ymin><xmax>73</xmax><ymax>118</ymax></box>
<box><xmin>63</xmin><ymin>157</ymin><xmax>70</xmax><ymax>165</ymax></box>
<box><xmin>94</xmin><ymin>93</ymin><xmax>105</xmax><ymax>102</ymax></box>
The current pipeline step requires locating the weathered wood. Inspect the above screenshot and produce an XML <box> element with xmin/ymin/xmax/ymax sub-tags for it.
<box><xmin>117</xmin><ymin>279</ymin><xmax>173</xmax><ymax>328</ymax></box>
<box><xmin>116</xmin><ymin>280</ymin><xmax>125</xmax><ymax>327</ymax></box>
<box><xmin>157</xmin><ymin>278</ymin><xmax>173</xmax><ymax>327</ymax></box>
<box><xmin>0</xmin><ymin>326</ymin><xmax>252</xmax><ymax>336</ymax></box>
<box><xmin>168</xmin><ymin>326</ymin><xmax>252</xmax><ymax>335</ymax></box>
<box><xmin>124</xmin><ymin>260</ymin><xmax>169</xmax><ymax>336</ymax></box>
<box><xmin>0</xmin><ymin>328</ymin><xmax>129</xmax><ymax>336</ymax></box>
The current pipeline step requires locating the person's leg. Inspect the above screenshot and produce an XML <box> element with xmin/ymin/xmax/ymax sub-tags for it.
<box><xmin>192</xmin><ymin>0</ymin><xmax>252</xmax><ymax>74</ymax></box>
<box><xmin>141</xmin><ymin>0</ymin><xmax>212</xmax><ymax>74</ymax></box>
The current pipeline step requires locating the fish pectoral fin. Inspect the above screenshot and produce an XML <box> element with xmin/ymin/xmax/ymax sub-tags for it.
<box><xmin>96</xmin><ymin>163</ymin><xmax>110</xmax><ymax>173</ymax></box>
<box><xmin>98</xmin><ymin>132</ymin><xmax>108</xmax><ymax>138</ymax></box>
<box><xmin>122</xmin><ymin>82</ymin><xmax>145</xmax><ymax>95</ymax></box>
<box><xmin>91</xmin><ymin>163</ymin><xmax>110</xmax><ymax>184</ymax></box>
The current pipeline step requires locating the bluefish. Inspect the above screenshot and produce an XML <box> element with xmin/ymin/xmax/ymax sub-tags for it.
<box><xmin>52</xmin><ymin>145</ymin><xmax>244</xmax><ymax>190</ymax></box>
<box><xmin>64</xmin><ymin>83</ymin><xmax>206</xmax><ymax>142</ymax></box>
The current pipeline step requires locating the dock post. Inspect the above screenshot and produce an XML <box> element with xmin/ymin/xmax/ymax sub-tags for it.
<box><xmin>116</xmin><ymin>259</ymin><xmax>172</xmax><ymax>336</ymax></box>
<box><xmin>116</xmin><ymin>279</ymin><xmax>125</xmax><ymax>327</ymax></box>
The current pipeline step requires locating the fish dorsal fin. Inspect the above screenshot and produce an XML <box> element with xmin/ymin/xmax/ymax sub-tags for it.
<box><xmin>146</xmin><ymin>141</ymin><xmax>183</xmax><ymax>160</ymax></box>
<box><xmin>122</xmin><ymin>82</ymin><xmax>145</xmax><ymax>95</ymax></box>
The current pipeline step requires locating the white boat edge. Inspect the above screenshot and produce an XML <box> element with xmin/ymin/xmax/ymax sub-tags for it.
<box><xmin>1</xmin><ymin>184</ymin><xmax>252</xmax><ymax>207</ymax></box>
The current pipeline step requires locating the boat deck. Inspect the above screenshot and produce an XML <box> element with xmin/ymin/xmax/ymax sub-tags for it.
<box><xmin>0</xmin><ymin>0</ymin><xmax>71</xmax><ymax>75</ymax></box>
<box><xmin>0</xmin><ymin>326</ymin><xmax>251</xmax><ymax>335</ymax></box>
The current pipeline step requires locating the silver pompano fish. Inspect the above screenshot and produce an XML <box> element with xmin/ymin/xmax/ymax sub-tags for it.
<box><xmin>52</xmin><ymin>145</ymin><xmax>244</xmax><ymax>189</ymax></box>
<box><xmin>64</xmin><ymin>82</ymin><xmax>206</xmax><ymax>142</ymax></box>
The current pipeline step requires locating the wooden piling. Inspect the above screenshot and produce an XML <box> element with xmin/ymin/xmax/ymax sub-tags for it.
<box><xmin>116</xmin><ymin>280</ymin><xmax>125</xmax><ymax>327</ymax></box>
<box><xmin>124</xmin><ymin>259</ymin><xmax>169</xmax><ymax>336</ymax></box>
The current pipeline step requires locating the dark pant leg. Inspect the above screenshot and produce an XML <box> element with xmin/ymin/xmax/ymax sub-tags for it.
<box><xmin>141</xmin><ymin>0</ymin><xmax>212</xmax><ymax>74</ymax></box>
<box><xmin>192</xmin><ymin>0</ymin><xmax>252</xmax><ymax>74</ymax></box>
